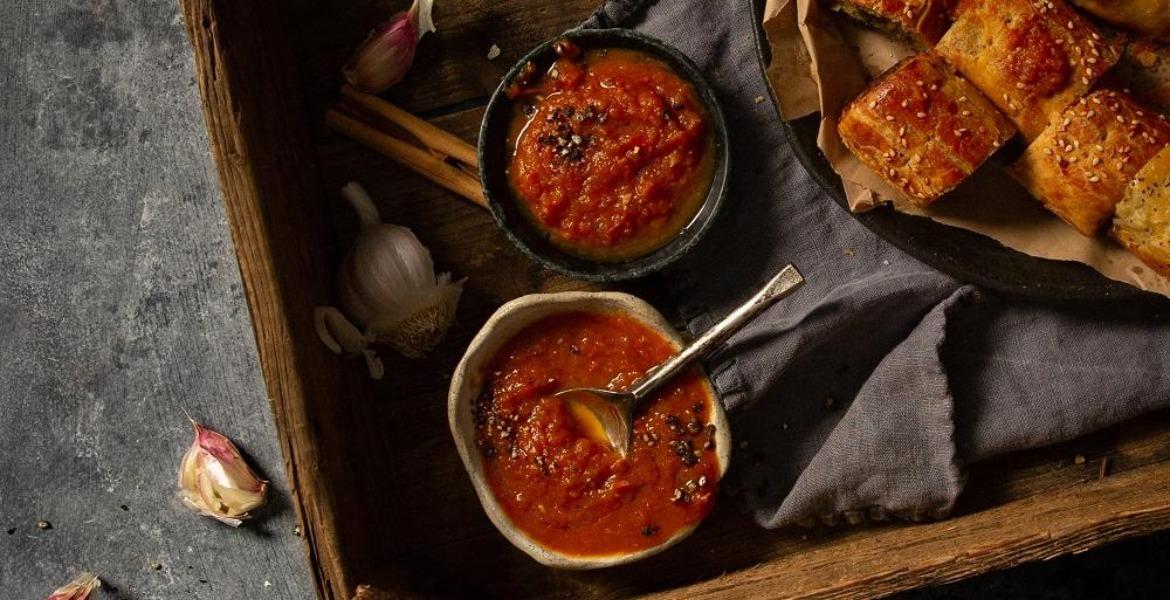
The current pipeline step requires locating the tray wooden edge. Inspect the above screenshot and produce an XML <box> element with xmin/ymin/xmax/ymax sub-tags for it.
<box><xmin>180</xmin><ymin>1</ymin><xmax>348</xmax><ymax>598</ymax></box>
<box><xmin>654</xmin><ymin>459</ymin><xmax>1170</xmax><ymax>599</ymax></box>
<box><xmin>177</xmin><ymin>0</ymin><xmax>1170</xmax><ymax>597</ymax></box>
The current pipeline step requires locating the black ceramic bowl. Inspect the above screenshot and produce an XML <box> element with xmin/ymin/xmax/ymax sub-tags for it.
<box><xmin>478</xmin><ymin>29</ymin><xmax>730</xmax><ymax>282</ymax></box>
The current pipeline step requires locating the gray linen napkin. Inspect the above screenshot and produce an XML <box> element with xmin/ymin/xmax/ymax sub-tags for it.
<box><xmin>585</xmin><ymin>0</ymin><xmax>1170</xmax><ymax>527</ymax></box>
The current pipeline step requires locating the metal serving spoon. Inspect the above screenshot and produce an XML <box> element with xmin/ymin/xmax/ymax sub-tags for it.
<box><xmin>556</xmin><ymin>264</ymin><xmax>805</xmax><ymax>457</ymax></box>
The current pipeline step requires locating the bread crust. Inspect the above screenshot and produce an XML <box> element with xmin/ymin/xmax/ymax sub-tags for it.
<box><xmin>935</xmin><ymin>0</ymin><xmax>1121</xmax><ymax>140</ymax></box>
<box><xmin>1113</xmin><ymin>146</ymin><xmax>1170</xmax><ymax>275</ymax></box>
<box><xmin>1009</xmin><ymin>89</ymin><xmax>1170</xmax><ymax>235</ymax></box>
<box><xmin>838</xmin><ymin>53</ymin><xmax>1017</xmax><ymax>206</ymax></box>
<box><xmin>1070</xmin><ymin>0</ymin><xmax>1170</xmax><ymax>40</ymax></box>
<box><xmin>829</xmin><ymin>0</ymin><xmax>956</xmax><ymax>46</ymax></box>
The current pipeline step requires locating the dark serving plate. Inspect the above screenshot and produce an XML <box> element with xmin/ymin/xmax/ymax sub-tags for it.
<box><xmin>478</xmin><ymin>28</ymin><xmax>731</xmax><ymax>282</ymax></box>
<box><xmin>781</xmin><ymin>113</ymin><xmax>1170</xmax><ymax>307</ymax></box>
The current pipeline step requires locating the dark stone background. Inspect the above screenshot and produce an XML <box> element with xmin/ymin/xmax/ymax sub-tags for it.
<box><xmin>1</xmin><ymin>0</ymin><xmax>1166</xmax><ymax>598</ymax></box>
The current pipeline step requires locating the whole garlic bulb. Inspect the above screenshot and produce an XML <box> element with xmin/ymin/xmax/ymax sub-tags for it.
<box><xmin>317</xmin><ymin>182</ymin><xmax>463</xmax><ymax>373</ymax></box>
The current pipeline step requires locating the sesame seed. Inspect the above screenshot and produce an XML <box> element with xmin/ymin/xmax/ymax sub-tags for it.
<box><xmin>959</xmin><ymin>96</ymin><xmax>969</xmax><ymax>103</ymax></box>
<box><xmin>1092</xmin><ymin>157</ymin><xmax>1101</xmax><ymax>166</ymax></box>
<box><xmin>1088</xmin><ymin>175</ymin><xmax>1101</xmax><ymax>182</ymax></box>
<box><xmin>869</xmin><ymin>101</ymin><xmax>877</xmax><ymax>109</ymax></box>
<box><xmin>916</xmin><ymin>112</ymin><xmax>927</xmax><ymax>118</ymax></box>
<box><xmin>962</xmin><ymin>110</ymin><xmax>972</xmax><ymax>116</ymax></box>
<box><xmin>886</xmin><ymin>115</ymin><xmax>895</xmax><ymax>121</ymax></box>
<box><xmin>1016</xmin><ymin>82</ymin><xmax>1026</xmax><ymax>89</ymax></box>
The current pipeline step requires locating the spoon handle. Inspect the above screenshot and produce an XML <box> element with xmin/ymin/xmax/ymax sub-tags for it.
<box><xmin>629</xmin><ymin>264</ymin><xmax>805</xmax><ymax>403</ymax></box>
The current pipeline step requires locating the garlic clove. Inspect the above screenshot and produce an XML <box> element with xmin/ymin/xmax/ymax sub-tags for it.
<box><xmin>343</xmin><ymin>0</ymin><xmax>436</xmax><ymax>94</ymax></box>
<box><xmin>45</xmin><ymin>572</ymin><xmax>100</xmax><ymax>600</ymax></box>
<box><xmin>315</xmin><ymin>306</ymin><xmax>386</xmax><ymax>380</ymax></box>
<box><xmin>178</xmin><ymin>419</ymin><xmax>268</xmax><ymax>527</ymax></box>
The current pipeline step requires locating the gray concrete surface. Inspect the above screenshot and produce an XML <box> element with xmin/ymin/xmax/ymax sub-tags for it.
<box><xmin>0</xmin><ymin>0</ymin><xmax>315</xmax><ymax>597</ymax></box>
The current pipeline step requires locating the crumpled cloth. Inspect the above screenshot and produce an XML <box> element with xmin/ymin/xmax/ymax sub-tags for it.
<box><xmin>584</xmin><ymin>0</ymin><xmax>1170</xmax><ymax>527</ymax></box>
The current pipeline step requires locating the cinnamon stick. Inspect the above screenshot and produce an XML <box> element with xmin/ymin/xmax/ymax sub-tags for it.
<box><xmin>325</xmin><ymin>108</ymin><xmax>486</xmax><ymax>208</ymax></box>
<box><xmin>340</xmin><ymin>85</ymin><xmax>479</xmax><ymax>168</ymax></box>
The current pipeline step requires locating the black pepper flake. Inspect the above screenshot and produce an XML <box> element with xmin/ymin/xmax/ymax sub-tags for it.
<box><xmin>686</xmin><ymin>420</ymin><xmax>702</xmax><ymax>435</ymax></box>
<box><xmin>665</xmin><ymin>414</ymin><xmax>684</xmax><ymax>435</ymax></box>
<box><xmin>670</xmin><ymin>439</ymin><xmax>699</xmax><ymax>466</ymax></box>
<box><xmin>522</xmin><ymin>103</ymin><xmax>536</xmax><ymax>118</ymax></box>
<box><xmin>691</xmin><ymin>403</ymin><xmax>703</xmax><ymax>414</ymax></box>
<box><xmin>641</xmin><ymin>524</ymin><xmax>659</xmax><ymax>536</ymax></box>
<box><xmin>476</xmin><ymin>439</ymin><xmax>497</xmax><ymax>459</ymax></box>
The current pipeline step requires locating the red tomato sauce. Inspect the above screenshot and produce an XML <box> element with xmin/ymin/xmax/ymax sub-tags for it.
<box><xmin>473</xmin><ymin>311</ymin><xmax>721</xmax><ymax>556</ymax></box>
<box><xmin>506</xmin><ymin>41</ymin><xmax>715</xmax><ymax>262</ymax></box>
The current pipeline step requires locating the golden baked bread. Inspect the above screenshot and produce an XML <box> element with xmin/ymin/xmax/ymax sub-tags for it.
<box><xmin>1115</xmin><ymin>39</ymin><xmax>1170</xmax><ymax>115</ymax></box>
<box><xmin>828</xmin><ymin>0</ymin><xmax>956</xmax><ymax>47</ymax></box>
<box><xmin>1113</xmin><ymin>146</ymin><xmax>1170</xmax><ymax>275</ymax></box>
<box><xmin>1069</xmin><ymin>0</ymin><xmax>1170</xmax><ymax>40</ymax></box>
<box><xmin>837</xmin><ymin>53</ymin><xmax>1017</xmax><ymax>206</ymax></box>
<box><xmin>1009</xmin><ymin>89</ymin><xmax>1170</xmax><ymax>235</ymax></box>
<box><xmin>935</xmin><ymin>0</ymin><xmax>1121</xmax><ymax>140</ymax></box>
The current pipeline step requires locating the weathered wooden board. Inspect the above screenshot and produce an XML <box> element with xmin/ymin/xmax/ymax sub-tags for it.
<box><xmin>180</xmin><ymin>0</ymin><xmax>1170</xmax><ymax>598</ymax></box>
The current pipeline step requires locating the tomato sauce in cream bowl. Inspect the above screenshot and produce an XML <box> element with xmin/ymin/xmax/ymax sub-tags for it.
<box><xmin>448</xmin><ymin>292</ymin><xmax>732</xmax><ymax>568</ymax></box>
<box><xmin>478</xmin><ymin>30</ymin><xmax>729</xmax><ymax>281</ymax></box>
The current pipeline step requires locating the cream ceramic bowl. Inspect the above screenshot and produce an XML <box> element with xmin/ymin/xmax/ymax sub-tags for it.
<box><xmin>448</xmin><ymin>291</ymin><xmax>732</xmax><ymax>569</ymax></box>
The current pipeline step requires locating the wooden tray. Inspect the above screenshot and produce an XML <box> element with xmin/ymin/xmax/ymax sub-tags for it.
<box><xmin>179</xmin><ymin>0</ymin><xmax>1170</xmax><ymax>598</ymax></box>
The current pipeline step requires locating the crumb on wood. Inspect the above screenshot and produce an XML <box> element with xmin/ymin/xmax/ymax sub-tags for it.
<box><xmin>1074</xmin><ymin>454</ymin><xmax>1086</xmax><ymax>465</ymax></box>
<box><xmin>149</xmin><ymin>561</ymin><xmax>162</xmax><ymax>571</ymax></box>
<box><xmin>1098</xmin><ymin>456</ymin><xmax>1110</xmax><ymax>479</ymax></box>
<box><xmin>36</xmin><ymin>520</ymin><xmax>51</xmax><ymax>530</ymax></box>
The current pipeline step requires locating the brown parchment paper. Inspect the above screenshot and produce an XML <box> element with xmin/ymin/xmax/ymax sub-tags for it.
<box><xmin>762</xmin><ymin>0</ymin><xmax>1170</xmax><ymax>297</ymax></box>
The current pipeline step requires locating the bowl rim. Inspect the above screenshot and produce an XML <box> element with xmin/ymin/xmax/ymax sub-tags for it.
<box><xmin>477</xmin><ymin>28</ymin><xmax>731</xmax><ymax>282</ymax></box>
<box><xmin>447</xmin><ymin>291</ymin><xmax>733</xmax><ymax>568</ymax></box>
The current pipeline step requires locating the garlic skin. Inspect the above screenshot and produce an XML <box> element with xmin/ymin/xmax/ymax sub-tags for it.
<box><xmin>332</xmin><ymin>182</ymin><xmax>463</xmax><ymax>359</ymax></box>
<box><xmin>178</xmin><ymin>419</ymin><xmax>269</xmax><ymax>527</ymax></box>
<box><xmin>343</xmin><ymin>0</ymin><xmax>436</xmax><ymax>93</ymax></box>
<box><xmin>45</xmin><ymin>572</ymin><xmax>100</xmax><ymax>600</ymax></box>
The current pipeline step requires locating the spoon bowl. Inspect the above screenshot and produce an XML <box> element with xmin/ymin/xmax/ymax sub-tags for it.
<box><xmin>555</xmin><ymin>265</ymin><xmax>804</xmax><ymax>458</ymax></box>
